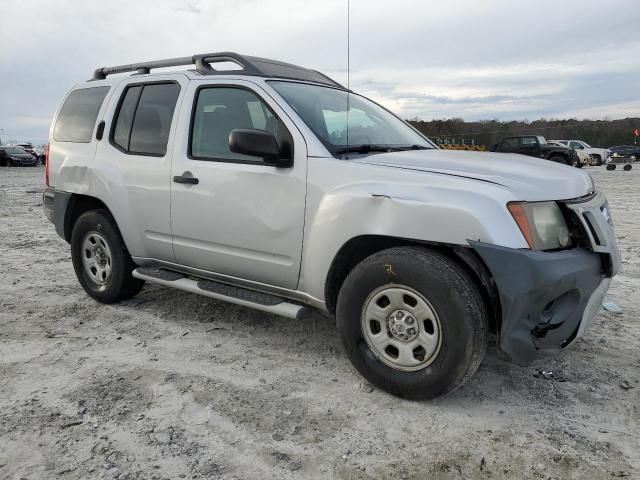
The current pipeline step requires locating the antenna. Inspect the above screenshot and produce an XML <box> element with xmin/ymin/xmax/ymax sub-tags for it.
<box><xmin>346</xmin><ymin>0</ymin><xmax>350</xmax><ymax>151</ymax></box>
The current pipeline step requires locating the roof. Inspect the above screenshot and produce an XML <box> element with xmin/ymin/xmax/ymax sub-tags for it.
<box><xmin>90</xmin><ymin>52</ymin><xmax>344</xmax><ymax>88</ymax></box>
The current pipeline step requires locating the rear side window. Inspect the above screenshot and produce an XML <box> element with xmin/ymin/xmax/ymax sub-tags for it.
<box><xmin>500</xmin><ymin>138</ymin><xmax>518</xmax><ymax>150</ymax></box>
<box><xmin>53</xmin><ymin>87</ymin><xmax>109</xmax><ymax>143</ymax></box>
<box><xmin>111</xmin><ymin>83</ymin><xmax>180</xmax><ymax>156</ymax></box>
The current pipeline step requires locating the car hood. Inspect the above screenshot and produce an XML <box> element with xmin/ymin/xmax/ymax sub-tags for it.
<box><xmin>11</xmin><ymin>154</ymin><xmax>35</xmax><ymax>159</ymax></box>
<box><xmin>352</xmin><ymin>149</ymin><xmax>593</xmax><ymax>202</ymax></box>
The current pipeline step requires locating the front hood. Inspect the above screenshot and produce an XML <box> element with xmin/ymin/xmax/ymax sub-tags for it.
<box><xmin>12</xmin><ymin>154</ymin><xmax>35</xmax><ymax>159</ymax></box>
<box><xmin>352</xmin><ymin>149</ymin><xmax>593</xmax><ymax>201</ymax></box>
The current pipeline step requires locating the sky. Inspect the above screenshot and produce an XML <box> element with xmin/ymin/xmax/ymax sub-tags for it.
<box><xmin>1</xmin><ymin>0</ymin><xmax>639</xmax><ymax>144</ymax></box>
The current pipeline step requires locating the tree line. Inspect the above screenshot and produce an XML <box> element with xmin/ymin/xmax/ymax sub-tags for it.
<box><xmin>408</xmin><ymin>117</ymin><xmax>640</xmax><ymax>149</ymax></box>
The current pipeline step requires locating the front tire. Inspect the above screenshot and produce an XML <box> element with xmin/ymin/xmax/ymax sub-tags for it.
<box><xmin>336</xmin><ymin>247</ymin><xmax>488</xmax><ymax>400</ymax></box>
<box><xmin>71</xmin><ymin>209</ymin><xmax>144</xmax><ymax>304</ymax></box>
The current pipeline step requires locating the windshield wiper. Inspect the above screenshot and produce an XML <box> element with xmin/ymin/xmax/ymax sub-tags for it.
<box><xmin>335</xmin><ymin>144</ymin><xmax>395</xmax><ymax>155</ymax></box>
<box><xmin>397</xmin><ymin>144</ymin><xmax>430</xmax><ymax>150</ymax></box>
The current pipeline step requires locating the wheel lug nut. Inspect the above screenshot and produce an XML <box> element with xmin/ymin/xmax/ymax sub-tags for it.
<box><xmin>408</xmin><ymin>328</ymin><xmax>416</xmax><ymax>335</ymax></box>
<box><xmin>396</xmin><ymin>312</ymin><xmax>404</xmax><ymax>319</ymax></box>
<box><xmin>406</xmin><ymin>317</ymin><xmax>414</xmax><ymax>324</ymax></box>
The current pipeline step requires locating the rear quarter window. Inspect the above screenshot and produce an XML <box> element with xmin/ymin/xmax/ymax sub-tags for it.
<box><xmin>53</xmin><ymin>87</ymin><xmax>110</xmax><ymax>143</ymax></box>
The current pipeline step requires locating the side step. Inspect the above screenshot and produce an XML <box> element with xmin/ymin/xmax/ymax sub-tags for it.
<box><xmin>132</xmin><ymin>267</ymin><xmax>306</xmax><ymax>319</ymax></box>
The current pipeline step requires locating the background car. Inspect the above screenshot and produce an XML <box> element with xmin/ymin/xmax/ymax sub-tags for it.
<box><xmin>0</xmin><ymin>146</ymin><xmax>38</xmax><ymax>166</ymax></box>
<box><xmin>548</xmin><ymin>140</ymin><xmax>590</xmax><ymax>166</ymax></box>
<box><xmin>550</xmin><ymin>139</ymin><xmax>611</xmax><ymax>166</ymax></box>
<box><xmin>490</xmin><ymin>135</ymin><xmax>581</xmax><ymax>166</ymax></box>
<box><xmin>609</xmin><ymin>145</ymin><xmax>640</xmax><ymax>161</ymax></box>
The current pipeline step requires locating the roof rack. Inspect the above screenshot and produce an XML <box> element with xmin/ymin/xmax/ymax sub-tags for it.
<box><xmin>91</xmin><ymin>52</ymin><xmax>344</xmax><ymax>88</ymax></box>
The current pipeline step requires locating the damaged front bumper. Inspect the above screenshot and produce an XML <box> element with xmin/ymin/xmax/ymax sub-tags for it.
<box><xmin>470</xmin><ymin>191</ymin><xmax>621</xmax><ymax>364</ymax></box>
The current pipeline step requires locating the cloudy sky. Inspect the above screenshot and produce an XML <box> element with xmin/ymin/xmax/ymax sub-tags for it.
<box><xmin>1</xmin><ymin>0</ymin><xmax>639</xmax><ymax>143</ymax></box>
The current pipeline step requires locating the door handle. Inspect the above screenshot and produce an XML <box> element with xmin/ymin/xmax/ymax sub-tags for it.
<box><xmin>173</xmin><ymin>172</ymin><xmax>199</xmax><ymax>185</ymax></box>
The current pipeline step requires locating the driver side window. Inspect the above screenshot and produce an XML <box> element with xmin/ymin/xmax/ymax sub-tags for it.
<box><xmin>190</xmin><ymin>87</ymin><xmax>281</xmax><ymax>162</ymax></box>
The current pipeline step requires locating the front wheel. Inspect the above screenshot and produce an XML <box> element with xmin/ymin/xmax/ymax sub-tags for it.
<box><xmin>71</xmin><ymin>209</ymin><xmax>144</xmax><ymax>303</ymax></box>
<box><xmin>336</xmin><ymin>247</ymin><xmax>488</xmax><ymax>400</ymax></box>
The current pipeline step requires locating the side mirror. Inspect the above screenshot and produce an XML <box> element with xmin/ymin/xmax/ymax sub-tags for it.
<box><xmin>229</xmin><ymin>129</ymin><xmax>291</xmax><ymax>167</ymax></box>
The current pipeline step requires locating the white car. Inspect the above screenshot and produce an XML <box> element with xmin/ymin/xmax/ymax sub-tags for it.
<box><xmin>42</xmin><ymin>52</ymin><xmax>620</xmax><ymax>399</ymax></box>
<box><xmin>551</xmin><ymin>140</ymin><xmax>611</xmax><ymax>166</ymax></box>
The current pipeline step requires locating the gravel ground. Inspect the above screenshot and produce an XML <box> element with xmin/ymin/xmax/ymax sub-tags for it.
<box><xmin>1</xmin><ymin>166</ymin><xmax>639</xmax><ymax>480</ymax></box>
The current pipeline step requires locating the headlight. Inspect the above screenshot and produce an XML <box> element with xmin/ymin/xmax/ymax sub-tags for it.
<box><xmin>507</xmin><ymin>201</ymin><xmax>570</xmax><ymax>250</ymax></box>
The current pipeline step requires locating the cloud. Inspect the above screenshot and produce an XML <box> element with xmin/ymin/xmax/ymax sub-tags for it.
<box><xmin>0</xmin><ymin>0</ymin><xmax>638</xmax><ymax>143</ymax></box>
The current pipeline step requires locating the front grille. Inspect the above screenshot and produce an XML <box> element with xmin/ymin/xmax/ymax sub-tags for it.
<box><xmin>562</xmin><ymin>191</ymin><xmax>621</xmax><ymax>276</ymax></box>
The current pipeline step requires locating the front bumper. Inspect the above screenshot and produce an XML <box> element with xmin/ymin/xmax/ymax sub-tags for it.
<box><xmin>12</xmin><ymin>157</ymin><xmax>37</xmax><ymax>166</ymax></box>
<box><xmin>471</xmin><ymin>191</ymin><xmax>620</xmax><ymax>364</ymax></box>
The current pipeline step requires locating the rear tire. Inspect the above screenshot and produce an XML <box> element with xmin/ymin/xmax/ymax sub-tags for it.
<box><xmin>549</xmin><ymin>155</ymin><xmax>570</xmax><ymax>166</ymax></box>
<box><xmin>71</xmin><ymin>209</ymin><xmax>144</xmax><ymax>304</ymax></box>
<box><xmin>336</xmin><ymin>247</ymin><xmax>488</xmax><ymax>400</ymax></box>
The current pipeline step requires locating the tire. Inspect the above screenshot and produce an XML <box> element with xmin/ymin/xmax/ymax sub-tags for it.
<box><xmin>336</xmin><ymin>246</ymin><xmax>488</xmax><ymax>400</ymax></box>
<box><xmin>549</xmin><ymin>155</ymin><xmax>570</xmax><ymax>166</ymax></box>
<box><xmin>606</xmin><ymin>164</ymin><xmax>616</xmax><ymax>171</ymax></box>
<box><xmin>593</xmin><ymin>155</ymin><xmax>602</xmax><ymax>166</ymax></box>
<box><xmin>70</xmin><ymin>209</ymin><xmax>144</xmax><ymax>304</ymax></box>
<box><xmin>623</xmin><ymin>164</ymin><xmax>632</xmax><ymax>171</ymax></box>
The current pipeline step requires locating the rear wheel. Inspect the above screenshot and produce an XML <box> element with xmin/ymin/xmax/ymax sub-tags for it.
<box><xmin>549</xmin><ymin>155</ymin><xmax>571</xmax><ymax>166</ymax></box>
<box><xmin>336</xmin><ymin>247</ymin><xmax>488</xmax><ymax>400</ymax></box>
<box><xmin>71</xmin><ymin>209</ymin><xmax>144</xmax><ymax>303</ymax></box>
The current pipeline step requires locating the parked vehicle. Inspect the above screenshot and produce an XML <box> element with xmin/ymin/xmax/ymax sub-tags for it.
<box><xmin>490</xmin><ymin>135</ymin><xmax>581</xmax><ymax>167</ymax></box>
<box><xmin>609</xmin><ymin>145</ymin><xmax>640</xmax><ymax>161</ymax></box>
<box><xmin>0</xmin><ymin>146</ymin><xmax>38</xmax><ymax>166</ymax></box>
<box><xmin>548</xmin><ymin>140</ymin><xmax>590</xmax><ymax>167</ymax></box>
<box><xmin>550</xmin><ymin>140</ymin><xmax>611</xmax><ymax>166</ymax></box>
<box><xmin>16</xmin><ymin>142</ymin><xmax>37</xmax><ymax>158</ymax></box>
<box><xmin>43</xmin><ymin>52</ymin><xmax>620</xmax><ymax>400</ymax></box>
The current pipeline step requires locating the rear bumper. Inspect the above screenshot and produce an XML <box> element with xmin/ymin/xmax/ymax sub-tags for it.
<box><xmin>43</xmin><ymin>187</ymin><xmax>73</xmax><ymax>241</ymax></box>
<box><xmin>12</xmin><ymin>157</ymin><xmax>38</xmax><ymax>166</ymax></box>
<box><xmin>43</xmin><ymin>187</ymin><xmax>55</xmax><ymax>223</ymax></box>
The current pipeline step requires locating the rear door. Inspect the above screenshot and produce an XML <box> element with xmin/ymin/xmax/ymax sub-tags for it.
<box><xmin>94</xmin><ymin>75</ymin><xmax>188</xmax><ymax>262</ymax></box>
<box><xmin>169</xmin><ymin>80</ymin><xmax>307</xmax><ymax>289</ymax></box>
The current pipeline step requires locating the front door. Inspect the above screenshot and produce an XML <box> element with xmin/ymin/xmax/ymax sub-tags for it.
<box><xmin>170</xmin><ymin>80</ymin><xmax>307</xmax><ymax>290</ymax></box>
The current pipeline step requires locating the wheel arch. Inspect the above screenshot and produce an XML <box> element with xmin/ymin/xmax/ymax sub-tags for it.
<box><xmin>546</xmin><ymin>150</ymin><xmax>569</xmax><ymax>160</ymax></box>
<box><xmin>63</xmin><ymin>194</ymin><xmax>116</xmax><ymax>243</ymax></box>
<box><xmin>323</xmin><ymin>235</ymin><xmax>501</xmax><ymax>333</ymax></box>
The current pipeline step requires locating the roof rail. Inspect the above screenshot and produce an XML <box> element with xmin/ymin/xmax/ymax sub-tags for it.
<box><xmin>91</xmin><ymin>52</ymin><xmax>344</xmax><ymax>88</ymax></box>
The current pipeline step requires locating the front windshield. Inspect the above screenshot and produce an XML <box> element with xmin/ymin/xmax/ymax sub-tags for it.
<box><xmin>270</xmin><ymin>81</ymin><xmax>433</xmax><ymax>156</ymax></box>
<box><xmin>582</xmin><ymin>142</ymin><xmax>591</xmax><ymax>148</ymax></box>
<box><xmin>537</xmin><ymin>136</ymin><xmax>547</xmax><ymax>145</ymax></box>
<box><xmin>5</xmin><ymin>147</ymin><xmax>25</xmax><ymax>154</ymax></box>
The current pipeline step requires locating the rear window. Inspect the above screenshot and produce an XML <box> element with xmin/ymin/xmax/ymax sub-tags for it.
<box><xmin>53</xmin><ymin>87</ymin><xmax>109</xmax><ymax>143</ymax></box>
<box><xmin>111</xmin><ymin>83</ymin><xmax>180</xmax><ymax>156</ymax></box>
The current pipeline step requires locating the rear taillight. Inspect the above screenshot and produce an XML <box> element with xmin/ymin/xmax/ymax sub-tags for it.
<box><xmin>44</xmin><ymin>143</ymin><xmax>50</xmax><ymax>186</ymax></box>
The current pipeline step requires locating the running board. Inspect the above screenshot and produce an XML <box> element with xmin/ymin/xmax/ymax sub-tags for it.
<box><xmin>132</xmin><ymin>267</ymin><xmax>306</xmax><ymax>319</ymax></box>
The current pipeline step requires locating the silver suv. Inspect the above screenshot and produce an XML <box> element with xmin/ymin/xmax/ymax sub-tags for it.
<box><xmin>43</xmin><ymin>52</ymin><xmax>620</xmax><ymax>399</ymax></box>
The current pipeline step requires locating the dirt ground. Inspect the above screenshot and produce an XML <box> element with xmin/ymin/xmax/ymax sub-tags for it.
<box><xmin>0</xmin><ymin>165</ymin><xmax>638</xmax><ymax>480</ymax></box>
